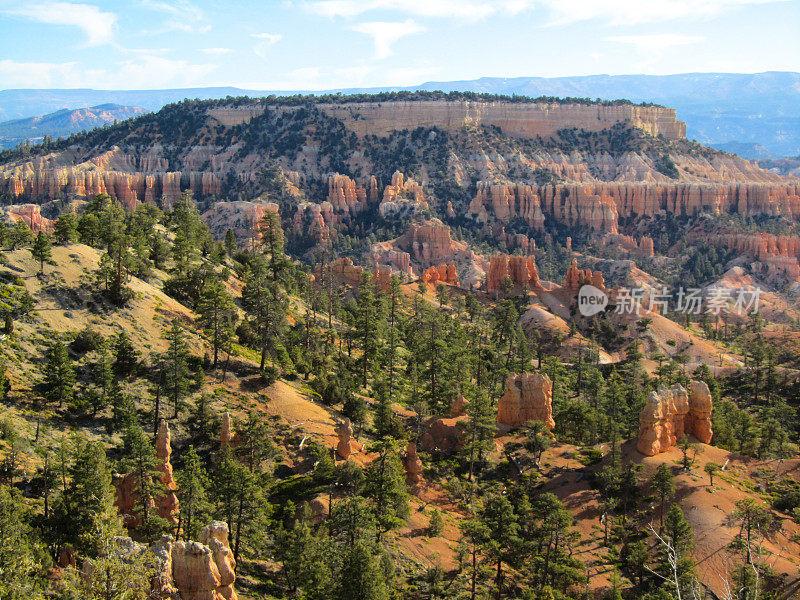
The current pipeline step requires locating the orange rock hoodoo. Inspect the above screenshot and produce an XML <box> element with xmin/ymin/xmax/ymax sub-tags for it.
<box><xmin>403</xmin><ymin>442</ymin><xmax>424</xmax><ymax>486</ymax></box>
<box><xmin>114</xmin><ymin>420</ymin><xmax>179</xmax><ymax>530</ymax></box>
<box><xmin>637</xmin><ymin>381</ymin><xmax>713</xmax><ymax>456</ymax></box>
<box><xmin>496</xmin><ymin>372</ymin><xmax>555</xmax><ymax>430</ymax></box>
<box><xmin>421</xmin><ymin>261</ymin><xmax>458</xmax><ymax>285</ymax></box>
<box><xmin>487</xmin><ymin>254</ymin><xmax>540</xmax><ymax>292</ymax></box>
<box><xmin>335</xmin><ymin>418</ymin><xmax>361</xmax><ymax>460</ymax></box>
<box><xmin>563</xmin><ymin>259</ymin><xmax>606</xmax><ymax>293</ymax></box>
<box><xmin>396</xmin><ymin>221</ymin><xmax>464</xmax><ymax>265</ymax></box>
<box><xmin>168</xmin><ymin>521</ymin><xmax>238</xmax><ymax>600</ymax></box>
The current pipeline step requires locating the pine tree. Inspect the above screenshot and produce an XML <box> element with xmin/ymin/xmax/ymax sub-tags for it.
<box><xmin>664</xmin><ymin>504</ymin><xmax>693</xmax><ymax>554</ymax></box>
<box><xmin>259</xmin><ymin>209</ymin><xmax>289</xmax><ymax>282</ymax></box>
<box><xmin>479</xmin><ymin>493</ymin><xmax>520</xmax><ymax>599</ymax></box>
<box><xmin>224</xmin><ymin>228</ymin><xmax>237</xmax><ymax>256</ymax></box>
<box><xmin>464</xmin><ymin>386</ymin><xmax>496</xmax><ymax>481</ymax></box>
<box><xmin>112</xmin><ymin>330</ymin><xmax>139</xmax><ymax>377</ymax></box>
<box><xmin>197</xmin><ymin>277</ymin><xmax>237</xmax><ymax>369</ymax></box>
<box><xmin>275</xmin><ymin>518</ymin><xmax>332</xmax><ymax>597</ymax></box>
<box><xmin>356</xmin><ymin>272</ymin><xmax>381</xmax><ymax>388</ymax></box>
<box><xmin>53</xmin><ymin>212</ymin><xmax>78</xmax><ymax>244</ymax></box>
<box><xmin>373</xmin><ymin>379</ymin><xmax>399</xmax><ymax>439</ymax></box>
<box><xmin>7</xmin><ymin>220</ymin><xmax>32</xmax><ymax>250</ymax></box>
<box><xmin>363</xmin><ymin>441</ymin><xmax>409</xmax><ymax>542</ymax></box>
<box><xmin>43</xmin><ymin>340</ymin><xmax>75</xmax><ymax>408</ymax></box>
<box><xmin>524</xmin><ymin>420</ymin><xmax>552</xmax><ymax>468</ymax></box>
<box><xmin>242</xmin><ymin>256</ymin><xmax>287</xmax><ymax>371</ymax></box>
<box><xmin>428</xmin><ymin>508</ymin><xmax>444</xmax><ymax>536</ymax></box>
<box><xmin>49</xmin><ymin>435</ymin><xmax>121</xmax><ymax>556</ymax></box>
<box><xmin>176</xmin><ymin>446</ymin><xmax>211</xmax><ymax>540</ymax></box>
<box><xmin>163</xmin><ymin>320</ymin><xmax>190</xmax><ymax>419</ymax></box>
<box><xmin>31</xmin><ymin>231</ymin><xmax>52</xmax><ymax>275</ymax></box>
<box><xmin>92</xmin><ymin>339</ymin><xmax>115</xmax><ymax>416</ymax></box>
<box><xmin>652</xmin><ymin>463</ymin><xmax>675</xmax><ymax>529</ymax></box>
<box><xmin>0</xmin><ymin>484</ymin><xmax>46</xmax><ymax>598</ymax></box>
<box><xmin>336</xmin><ymin>541</ymin><xmax>391</xmax><ymax>600</ymax></box>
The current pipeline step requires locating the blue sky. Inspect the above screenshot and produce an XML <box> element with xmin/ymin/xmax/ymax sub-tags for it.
<box><xmin>0</xmin><ymin>0</ymin><xmax>798</xmax><ymax>90</ymax></box>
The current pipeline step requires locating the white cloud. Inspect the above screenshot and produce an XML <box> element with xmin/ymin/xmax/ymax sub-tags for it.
<box><xmin>251</xmin><ymin>33</ymin><xmax>283</xmax><ymax>58</ymax></box>
<box><xmin>306</xmin><ymin>0</ymin><xmax>505</xmax><ymax>19</ymax></box>
<box><xmin>138</xmin><ymin>0</ymin><xmax>211</xmax><ymax>33</ymax></box>
<box><xmin>350</xmin><ymin>19</ymin><xmax>424</xmax><ymax>59</ymax></box>
<box><xmin>201</xmin><ymin>47</ymin><xmax>233</xmax><ymax>55</ymax></box>
<box><xmin>0</xmin><ymin>55</ymin><xmax>216</xmax><ymax>89</ymax></box>
<box><xmin>537</xmin><ymin>0</ymin><xmax>788</xmax><ymax>27</ymax></box>
<box><xmin>5</xmin><ymin>2</ymin><xmax>117</xmax><ymax>46</ymax></box>
<box><xmin>604</xmin><ymin>34</ymin><xmax>705</xmax><ymax>51</ymax></box>
<box><xmin>306</xmin><ymin>0</ymin><xmax>786</xmax><ymax>25</ymax></box>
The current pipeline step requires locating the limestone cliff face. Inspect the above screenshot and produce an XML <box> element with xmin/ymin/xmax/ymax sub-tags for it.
<box><xmin>469</xmin><ymin>181</ymin><xmax>800</xmax><ymax>234</ymax></box>
<box><xmin>319</xmin><ymin>101</ymin><xmax>686</xmax><ymax>140</ymax></box>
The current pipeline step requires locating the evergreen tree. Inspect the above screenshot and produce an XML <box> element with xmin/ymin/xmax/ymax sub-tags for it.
<box><xmin>49</xmin><ymin>435</ymin><xmax>121</xmax><ymax>556</ymax></box>
<box><xmin>197</xmin><ymin>277</ymin><xmax>237</xmax><ymax>369</ymax></box>
<box><xmin>464</xmin><ymin>385</ymin><xmax>496</xmax><ymax>480</ymax></box>
<box><xmin>242</xmin><ymin>256</ymin><xmax>288</xmax><ymax>371</ymax></box>
<box><xmin>275</xmin><ymin>518</ymin><xmax>332</xmax><ymax>598</ymax></box>
<box><xmin>7</xmin><ymin>220</ymin><xmax>33</xmax><ymax>250</ymax></box>
<box><xmin>91</xmin><ymin>339</ymin><xmax>115</xmax><ymax>416</ymax></box>
<box><xmin>163</xmin><ymin>320</ymin><xmax>190</xmax><ymax>419</ymax></box>
<box><xmin>112</xmin><ymin>330</ymin><xmax>138</xmax><ymax>377</ymax></box>
<box><xmin>363</xmin><ymin>441</ymin><xmax>409</xmax><ymax>542</ymax></box>
<box><xmin>31</xmin><ymin>231</ymin><xmax>52</xmax><ymax>275</ymax></box>
<box><xmin>176</xmin><ymin>446</ymin><xmax>211</xmax><ymax>540</ymax></box>
<box><xmin>224</xmin><ymin>228</ymin><xmax>237</xmax><ymax>256</ymax></box>
<box><xmin>0</xmin><ymin>484</ymin><xmax>46</xmax><ymax>599</ymax></box>
<box><xmin>53</xmin><ymin>212</ymin><xmax>78</xmax><ymax>244</ymax></box>
<box><xmin>42</xmin><ymin>340</ymin><xmax>75</xmax><ymax>408</ymax></box>
<box><xmin>336</xmin><ymin>540</ymin><xmax>390</xmax><ymax>600</ymax></box>
<box><xmin>652</xmin><ymin>463</ymin><xmax>675</xmax><ymax>529</ymax></box>
<box><xmin>259</xmin><ymin>209</ymin><xmax>289</xmax><ymax>282</ymax></box>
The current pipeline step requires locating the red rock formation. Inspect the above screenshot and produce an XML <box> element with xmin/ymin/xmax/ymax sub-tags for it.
<box><xmin>199</xmin><ymin>522</ymin><xmax>237</xmax><ymax>600</ymax></box>
<box><xmin>606</xmin><ymin>233</ymin><xmax>655</xmax><ymax>257</ymax></box>
<box><xmin>562</xmin><ymin>259</ymin><xmax>605</xmax><ymax>293</ymax></box>
<box><xmin>419</xmin><ymin>416</ymin><xmax>467</xmax><ymax>453</ymax></box>
<box><xmin>396</xmin><ymin>220</ymin><xmax>465</xmax><ymax>265</ymax></box>
<box><xmin>335</xmin><ymin>418</ymin><xmax>359</xmax><ymax>460</ymax></box>
<box><xmin>467</xmin><ymin>181</ymin><xmax>800</xmax><ymax>235</ymax></box>
<box><xmin>710</xmin><ymin>231</ymin><xmax>800</xmax><ymax>280</ymax></box>
<box><xmin>172</xmin><ymin>522</ymin><xmax>237</xmax><ymax>600</ymax></box>
<box><xmin>155</xmin><ymin>421</ymin><xmax>179</xmax><ymax>527</ymax></box>
<box><xmin>421</xmin><ymin>261</ymin><xmax>458</xmax><ymax>285</ymax></box>
<box><xmin>403</xmin><ymin>442</ymin><xmax>424</xmax><ymax>486</ymax></box>
<box><xmin>637</xmin><ymin>381</ymin><xmax>714</xmax><ymax>456</ymax></box>
<box><xmin>449</xmin><ymin>394</ymin><xmax>467</xmax><ymax>417</ymax></box>
<box><xmin>220</xmin><ymin>412</ymin><xmax>242</xmax><ymax>453</ymax></box>
<box><xmin>487</xmin><ymin>254</ymin><xmax>540</xmax><ymax>292</ymax></box>
<box><xmin>496</xmin><ymin>372</ymin><xmax>555</xmax><ymax>430</ymax></box>
<box><xmin>2</xmin><ymin>204</ymin><xmax>54</xmax><ymax>232</ymax></box>
<box><xmin>114</xmin><ymin>421</ymin><xmax>179</xmax><ymax>530</ymax></box>
<box><xmin>469</xmin><ymin>182</ymin><xmax>545</xmax><ymax>229</ymax></box>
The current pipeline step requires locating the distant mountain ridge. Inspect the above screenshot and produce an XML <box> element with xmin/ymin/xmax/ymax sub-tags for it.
<box><xmin>0</xmin><ymin>103</ymin><xmax>149</xmax><ymax>149</ymax></box>
<box><xmin>1</xmin><ymin>71</ymin><xmax>797</xmax><ymax>155</ymax></box>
